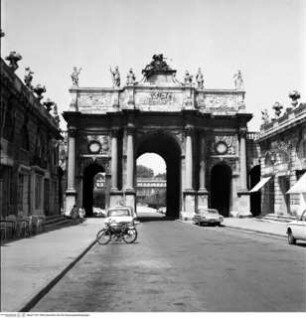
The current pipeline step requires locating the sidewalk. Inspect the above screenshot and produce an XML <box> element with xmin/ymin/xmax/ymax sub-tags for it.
<box><xmin>1</xmin><ymin>216</ymin><xmax>288</xmax><ymax>312</ymax></box>
<box><xmin>223</xmin><ymin>217</ymin><xmax>287</xmax><ymax>238</ymax></box>
<box><xmin>1</xmin><ymin>218</ymin><xmax>105</xmax><ymax>312</ymax></box>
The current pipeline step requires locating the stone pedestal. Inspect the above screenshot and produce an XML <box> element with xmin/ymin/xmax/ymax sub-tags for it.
<box><xmin>197</xmin><ymin>189</ymin><xmax>209</xmax><ymax>209</ymax></box>
<box><xmin>182</xmin><ymin>190</ymin><xmax>196</xmax><ymax>220</ymax></box>
<box><xmin>124</xmin><ymin>189</ymin><xmax>136</xmax><ymax>211</ymax></box>
<box><xmin>236</xmin><ymin>190</ymin><xmax>251</xmax><ymax>217</ymax></box>
<box><xmin>65</xmin><ymin>190</ymin><xmax>77</xmax><ymax>216</ymax></box>
<box><xmin>110</xmin><ymin>189</ymin><xmax>124</xmax><ymax>207</ymax></box>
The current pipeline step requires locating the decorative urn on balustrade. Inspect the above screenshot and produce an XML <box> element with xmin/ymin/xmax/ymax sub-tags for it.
<box><xmin>43</xmin><ymin>98</ymin><xmax>55</xmax><ymax>112</ymax></box>
<box><xmin>5</xmin><ymin>51</ymin><xmax>22</xmax><ymax>71</ymax></box>
<box><xmin>34</xmin><ymin>84</ymin><xmax>46</xmax><ymax>101</ymax></box>
<box><xmin>272</xmin><ymin>101</ymin><xmax>283</xmax><ymax>117</ymax></box>
<box><xmin>289</xmin><ymin>90</ymin><xmax>301</xmax><ymax>108</ymax></box>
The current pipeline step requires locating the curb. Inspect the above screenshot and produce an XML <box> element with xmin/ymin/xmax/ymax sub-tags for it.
<box><xmin>18</xmin><ymin>239</ymin><xmax>98</xmax><ymax>312</ymax></box>
<box><xmin>222</xmin><ymin>225</ymin><xmax>286</xmax><ymax>238</ymax></box>
<box><xmin>177</xmin><ymin>219</ymin><xmax>286</xmax><ymax>238</ymax></box>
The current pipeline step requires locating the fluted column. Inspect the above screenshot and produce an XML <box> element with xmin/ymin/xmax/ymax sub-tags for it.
<box><xmin>65</xmin><ymin>127</ymin><xmax>77</xmax><ymax>215</ymax></box>
<box><xmin>111</xmin><ymin>129</ymin><xmax>119</xmax><ymax>190</ymax></box>
<box><xmin>185</xmin><ymin>125</ymin><xmax>193</xmax><ymax>190</ymax></box>
<box><xmin>126</xmin><ymin>124</ymin><xmax>134</xmax><ymax>190</ymax></box>
<box><xmin>67</xmin><ymin>127</ymin><xmax>76</xmax><ymax>191</ymax></box>
<box><xmin>199</xmin><ymin>133</ymin><xmax>206</xmax><ymax>190</ymax></box>
<box><xmin>239</xmin><ymin>128</ymin><xmax>247</xmax><ymax>190</ymax></box>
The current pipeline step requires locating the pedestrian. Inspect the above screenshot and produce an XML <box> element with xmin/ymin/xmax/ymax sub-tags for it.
<box><xmin>70</xmin><ymin>204</ymin><xmax>79</xmax><ymax>219</ymax></box>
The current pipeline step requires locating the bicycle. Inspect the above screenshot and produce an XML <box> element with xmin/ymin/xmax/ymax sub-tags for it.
<box><xmin>96</xmin><ymin>221</ymin><xmax>137</xmax><ymax>245</ymax></box>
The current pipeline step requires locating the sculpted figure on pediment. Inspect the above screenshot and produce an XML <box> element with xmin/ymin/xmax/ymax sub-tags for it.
<box><xmin>126</xmin><ymin>68</ymin><xmax>136</xmax><ymax>85</ymax></box>
<box><xmin>233</xmin><ymin>70</ymin><xmax>244</xmax><ymax>90</ymax></box>
<box><xmin>195</xmin><ymin>68</ymin><xmax>204</xmax><ymax>89</ymax></box>
<box><xmin>110</xmin><ymin>66</ymin><xmax>120</xmax><ymax>87</ymax></box>
<box><xmin>184</xmin><ymin>70</ymin><xmax>193</xmax><ymax>86</ymax></box>
<box><xmin>71</xmin><ymin>67</ymin><xmax>82</xmax><ymax>87</ymax></box>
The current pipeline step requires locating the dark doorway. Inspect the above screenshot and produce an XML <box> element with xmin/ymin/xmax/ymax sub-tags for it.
<box><xmin>210</xmin><ymin>163</ymin><xmax>232</xmax><ymax>217</ymax></box>
<box><xmin>249</xmin><ymin>165</ymin><xmax>261</xmax><ymax>216</ymax></box>
<box><xmin>83</xmin><ymin>163</ymin><xmax>105</xmax><ymax>217</ymax></box>
<box><xmin>136</xmin><ymin>132</ymin><xmax>181</xmax><ymax>219</ymax></box>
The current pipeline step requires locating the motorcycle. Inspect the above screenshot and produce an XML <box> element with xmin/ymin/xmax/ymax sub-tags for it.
<box><xmin>96</xmin><ymin>220</ymin><xmax>138</xmax><ymax>245</ymax></box>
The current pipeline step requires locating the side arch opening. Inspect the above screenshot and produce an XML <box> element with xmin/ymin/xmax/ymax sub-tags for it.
<box><xmin>210</xmin><ymin>163</ymin><xmax>232</xmax><ymax>217</ymax></box>
<box><xmin>83</xmin><ymin>163</ymin><xmax>105</xmax><ymax>217</ymax></box>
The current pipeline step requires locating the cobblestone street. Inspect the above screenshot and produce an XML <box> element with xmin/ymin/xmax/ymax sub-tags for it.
<box><xmin>31</xmin><ymin>217</ymin><xmax>306</xmax><ymax>312</ymax></box>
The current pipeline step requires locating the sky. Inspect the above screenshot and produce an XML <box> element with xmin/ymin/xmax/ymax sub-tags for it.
<box><xmin>1</xmin><ymin>0</ymin><xmax>305</xmax><ymax>174</ymax></box>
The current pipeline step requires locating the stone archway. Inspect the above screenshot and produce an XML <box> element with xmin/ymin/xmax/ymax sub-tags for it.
<box><xmin>83</xmin><ymin>163</ymin><xmax>105</xmax><ymax>217</ymax></box>
<box><xmin>210</xmin><ymin>163</ymin><xmax>232</xmax><ymax>217</ymax></box>
<box><xmin>136</xmin><ymin>132</ymin><xmax>181</xmax><ymax>219</ymax></box>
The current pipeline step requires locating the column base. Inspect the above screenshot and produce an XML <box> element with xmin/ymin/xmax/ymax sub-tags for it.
<box><xmin>110</xmin><ymin>189</ymin><xmax>124</xmax><ymax>207</ymax></box>
<box><xmin>197</xmin><ymin>189</ymin><xmax>208</xmax><ymax>209</ymax></box>
<box><xmin>181</xmin><ymin>190</ymin><xmax>196</xmax><ymax>220</ymax></box>
<box><xmin>230</xmin><ymin>191</ymin><xmax>251</xmax><ymax>218</ymax></box>
<box><xmin>65</xmin><ymin>189</ymin><xmax>77</xmax><ymax>216</ymax></box>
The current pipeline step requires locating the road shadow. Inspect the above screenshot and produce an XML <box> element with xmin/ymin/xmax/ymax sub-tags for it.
<box><xmin>137</xmin><ymin>214</ymin><xmax>176</xmax><ymax>223</ymax></box>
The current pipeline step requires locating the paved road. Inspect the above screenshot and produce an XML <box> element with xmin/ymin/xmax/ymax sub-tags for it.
<box><xmin>31</xmin><ymin>215</ymin><xmax>306</xmax><ymax>312</ymax></box>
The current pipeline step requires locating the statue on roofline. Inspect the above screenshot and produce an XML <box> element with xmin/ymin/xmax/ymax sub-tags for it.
<box><xmin>261</xmin><ymin>109</ymin><xmax>270</xmax><ymax>124</ymax></box>
<box><xmin>110</xmin><ymin>66</ymin><xmax>120</xmax><ymax>87</ymax></box>
<box><xmin>195</xmin><ymin>68</ymin><xmax>204</xmax><ymax>89</ymax></box>
<box><xmin>126</xmin><ymin>68</ymin><xmax>136</xmax><ymax>86</ymax></box>
<box><xmin>233</xmin><ymin>70</ymin><xmax>244</xmax><ymax>90</ymax></box>
<box><xmin>142</xmin><ymin>54</ymin><xmax>174</xmax><ymax>79</ymax></box>
<box><xmin>71</xmin><ymin>67</ymin><xmax>82</xmax><ymax>87</ymax></box>
<box><xmin>24</xmin><ymin>67</ymin><xmax>34</xmax><ymax>90</ymax></box>
<box><xmin>184</xmin><ymin>70</ymin><xmax>193</xmax><ymax>86</ymax></box>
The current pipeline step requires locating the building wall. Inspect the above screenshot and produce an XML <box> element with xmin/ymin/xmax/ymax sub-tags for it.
<box><xmin>0</xmin><ymin>58</ymin><xmax>62</xmax><ymax>218</ymax></box>
<box><xmin>256</xmin><ymin>102</ymin><xmax>306</xmax><ymax>217</ymax></box>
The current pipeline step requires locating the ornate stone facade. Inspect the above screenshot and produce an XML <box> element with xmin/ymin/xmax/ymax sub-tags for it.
<box><xmin>0</xmin><ymin>57</ymin><xmax>62</xmax><ymax>218</ymax></box>
<box><xmin>255</xmin><ymin>97</ymin><xmax>306</xmax><ymax>217</ymax></box>
<box><xmin>63</xmin><ymin>55</ymin><xmax>253</xmax><ymax>218</ymax></box>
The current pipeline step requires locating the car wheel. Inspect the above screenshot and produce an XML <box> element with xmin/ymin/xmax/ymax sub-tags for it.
<box><xmin>287</xmin><ymin>229</ymin><xmax>296</xmax><ymax>245</ymax></box>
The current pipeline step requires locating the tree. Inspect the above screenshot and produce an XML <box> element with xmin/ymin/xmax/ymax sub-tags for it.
<box><xmin>137</xmin><ymin>165</ymin><xmax>154</xmax><ymax>178</ymax></box>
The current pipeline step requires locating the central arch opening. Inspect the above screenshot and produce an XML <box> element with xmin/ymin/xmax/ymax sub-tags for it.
<box><xmin>136</xmin><ymin>132</ymin><xmax>181</xmax><ymax>219</ymax></box>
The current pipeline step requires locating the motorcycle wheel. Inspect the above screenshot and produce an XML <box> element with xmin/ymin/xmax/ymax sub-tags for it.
<box><xmin>96</xmin><ymin>229</ymin><xmax>112</xmax><ymax>245</ymax></box>
<box><xmin>123</xmin><ymin>228</ymin><xmax>137</xmax><ymax>244</ymax></box>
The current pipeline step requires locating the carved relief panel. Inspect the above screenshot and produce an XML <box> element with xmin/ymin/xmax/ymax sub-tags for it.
<box><xmin>77</xmin><ymin>92</ymin><xmax>112</xmax><ymax>113</ymax></box>
<box><xmin>199</xmin><ymin>93</ymin><xmax>245</xmax><ymax>112</ymax></box>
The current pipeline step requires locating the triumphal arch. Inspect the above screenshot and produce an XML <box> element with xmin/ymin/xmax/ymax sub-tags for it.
<box><xmin>63</xmin><ymin>55</ymin><xmax>252</xmax><ymax>219</ymax></box>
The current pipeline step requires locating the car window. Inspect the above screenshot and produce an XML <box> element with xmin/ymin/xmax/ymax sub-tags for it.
<box><xmin>208</xmin><ymin>210</ymin><xmax>218</xmax><ymax>214</ymax></box>
<box><xmin>108</xmin><ymin>209</ymin><xmax>130</xmax><ymax>217</ymax></box>
<box><xmin>301</xmin><ymin>211</ymin><xmax>306</xmax><ymax>221</ymax></box>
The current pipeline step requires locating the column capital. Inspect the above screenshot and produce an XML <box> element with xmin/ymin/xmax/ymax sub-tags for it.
<box><xmin>184</xmin><ymin>124</ymin><xmax>194</xmax><ymax>136</ymax></box>
<box><xmin>126</xmin><ymin>123</ymin><xmax>135</xmax><ymax>135</ymax></box>
<box><xmin>68</xmin><ymin>126</ymin><xmax>77</xmax><ymax>137</ymax></box>
<box><xmin>238</xmin><ymin>127</ymin><xmax>247</xmax><ymax>138</ymax></box>
<box><xmin>111</xmin><ymin>127</ymin><xmax>120</xmax><ymax>137</ymax></box>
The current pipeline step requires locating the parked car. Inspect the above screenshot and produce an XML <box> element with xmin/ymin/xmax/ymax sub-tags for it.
<box><xmin>105</xmin><ymin>206</ymin><xmax>138</xmax><ymax>225</ymax></box>
<box><xmin>287</xmin><ymin>210</ymin><xmax>306</xmax><ymax>245</ymax></box>
<box><xmin>93</xmin><ymin>207</ymin><xmax>106</xmax><ymax>217</ymax></box>
<box><xmin>192</xmin><ymin>208</ymin><xmax>224</xmax><ymax>226</ymax></box>
<box><xmin>158</xmin><ymin>207</ymin><xmax>166</xmax><ymax>215</ymax></box>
